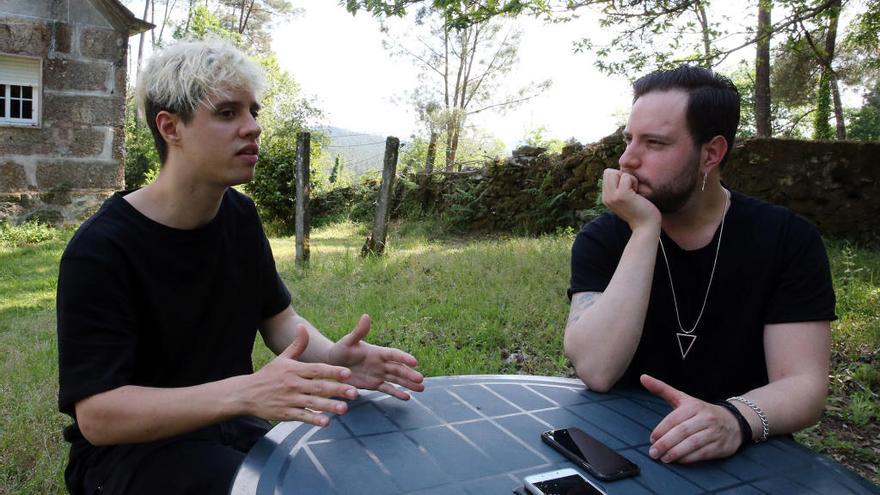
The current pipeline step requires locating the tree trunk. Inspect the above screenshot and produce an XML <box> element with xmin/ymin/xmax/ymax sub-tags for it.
<box><xmin>444</xmin><ymin>120</ymin><xmax>455</xmax><ymax>171</ymax></box>
<box><xmin>150</xmin><ymin>0</ymin><xmax>156</xmax><ymax>47</ymax></box>
<box><xmin>424</xmin><ymin>131</ymin><xmax>438</xmax><ymax>175</ymax></box>
<box><xmin>695</xmin><ymin>0</ymin><xmax>712</xmax><ymax>67</ymax></box>
<box><xmin>824</xmin><ymin>0</ymin><xmax>846</xmax><ymax>139</ymax></box>
<box><xmin>157</xmin><ymin>0</ymin><xmax>174</xmax><ymax>46</ymax></box>
<box><xmin>830</xmin><ymin>72</ymin><xmax>845</xmax><ymax>139</ymax></box>
<box><xmin>450</xmin><ymin>123</ymin><xmax>462</xmax><ymax>171</ymax></box>
<box><xmin>755</xmin><ymin>0</ymin><xmax>772</xmax><ymax>137</ymax></box>
<box><xmin>136</xmin><ymin>0</ymin><xmax>150</xmax><ymax>78</ymax></box>
<box><xmin>814</xmin><ymin>72</ymin><xmax>833</xmax><ymax>139</ymax></box>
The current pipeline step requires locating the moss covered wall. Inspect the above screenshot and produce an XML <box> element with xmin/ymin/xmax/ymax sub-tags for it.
<box><xmin>397</xmin><ymin>136</ymin><xmax>879</xmax><ymax>244</ymax></box>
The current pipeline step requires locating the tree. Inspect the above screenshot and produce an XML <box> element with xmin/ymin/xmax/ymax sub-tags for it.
<box><xmin>400</xmin><ymin>125</ymin><xmax>506</xmax><ymax>172</ymax></box>
<box><xmin>385</xmin><ymin>10</ymin><xmax>549</xmax><ymax>171</ymax></box>
<box><xmin>410</xmin><ymin>92</ymin><xmax>446</xmax><ymax>175</ymax></box>
<box><xmin>244</xmin><ymin>53</ymin><xmax>323</xmax><ymax>232</ymax></box>
<box><xmin>522</xmin><ymin>125</ymin><xmax>565</xmax><ymax>154</ymax></box>
<box><xmin>574</xmin><ymin>0</ymin><xmax>724</xmax><ymax>75</ymax></box>
<box><xmin>329</xmin><ymin>155</ymin><xmax>344</xmax><ymax>183</ymax></box>
<box><xmin>729</xmin><ymin>61</ymin><xmax>813</xmax><ymax>138</ymax></box>
<box><xmin>123</xmin><ymin>94</ymin><xmax>161</xmax><ymax>187</ymax></box>
<box><xmin>343</xmin><ymin>0</ymin><xmax>552</xmax><ymax>28</ymax></box>
<box><xmin>755</xmin><ymin>0</ymin><xmax>772</xmax><ymax>137</ymax></box>
<box><xmin>849</xmin><ymin>82</ymin><xmax>880</xmax><ymax>140</ymax></box>
<box><xmin>135</xmin><ymin>0</ymin><xmax>152</xmax><ymax>78</ymax></box>
<box><xmin>347</xmin><ymin>0</ymin><xmax>864</xmax><ymax>142</ymax></box>
<box><xmin>214</xmin><ymin>0</ymin><xmax>299</xmax><ymax>52</ymax></box>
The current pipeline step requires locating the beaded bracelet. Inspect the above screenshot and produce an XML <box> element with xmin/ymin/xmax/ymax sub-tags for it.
<box><xmin>728</xmin><ymin>396</ymin><xmax>769</xmax><ymax>442</ymax></box>
<box><xmin>714</xmin><ymin>400</ymin><xmax>752</xmax><ymax>448</ymax></box>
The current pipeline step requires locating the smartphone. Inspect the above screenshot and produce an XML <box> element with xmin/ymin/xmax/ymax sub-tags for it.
<box><xmin>523</xmin><ymin>468</ymin><xmax>606</xmax><ymax>495</ymax></box>
<box><xmin>541</xmin><ymin>427</ymin><xmax>639</xmax><ymax>481</ymax></box>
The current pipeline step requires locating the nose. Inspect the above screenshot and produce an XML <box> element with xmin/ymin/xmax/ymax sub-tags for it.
<box><xmin>618</xmin><ymin>141</ymin><xmax>639</xmax><ymax>172</ymax></box>
<box><xmin>241</xmin><ymin>113</ymin><xmax>261</xmax><ymax>139</ymax></box>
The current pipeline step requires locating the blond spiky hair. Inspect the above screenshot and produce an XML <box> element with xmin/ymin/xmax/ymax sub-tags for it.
<box><xmin>135</xmin><ymin>39</ymin><xmax>266</xmax><ymax>163</ymax></box>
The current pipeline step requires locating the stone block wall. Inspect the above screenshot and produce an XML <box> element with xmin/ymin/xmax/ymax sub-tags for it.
<box><xmin>0</xmin><ymin>7</ymin><xmax>128</xmax><ymax>224</ymax></box>
<box><xmin>404</xmin><ymin>136</ymin><xmax>880</xmax><ymax>244</ymax></box>
<box><xmin>724</xmin><ymin>139</ymin><xmax>880</xmax><ymax>243</ymax></box>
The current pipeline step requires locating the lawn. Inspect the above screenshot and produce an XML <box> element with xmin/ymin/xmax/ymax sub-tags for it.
<box><xmin>0</xmin><ymin>220</ymin><xmax>877</xmax><ymax>494</ymax></box>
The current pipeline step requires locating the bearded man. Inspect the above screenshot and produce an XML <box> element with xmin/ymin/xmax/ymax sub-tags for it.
<box><xmin>564</xmin><ymin>65</ymin><xmax>836</xmax><ymax>464</ymax></box>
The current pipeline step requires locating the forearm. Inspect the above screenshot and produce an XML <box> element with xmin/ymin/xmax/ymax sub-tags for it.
<box><xmin>75</xmin><ymin>375</ymin><xmax>252</xmax><ymax>446</ymax></box>
<box><xmin>730</xmin><ymin>321</ymin><xmax>832</xmax><ymax>440</ymax></box>
<box><xmin>730</xmin><ymin>373</ymin><xmax>828</xmax><ymax>441</ymax></box>
<box><xmin>261</xmin><ymin>307</ymin><xmax>334</xmax><ymax>363</ymax></box>
<box><xmin>564</xmin><ymin>226</ymin><xmax>660</xmax><ymax>391</ymax></box>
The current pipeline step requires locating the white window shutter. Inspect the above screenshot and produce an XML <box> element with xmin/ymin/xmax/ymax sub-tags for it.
<box><xmin>0</xmin><ymin>55</ymin><xmax>41</xmax><ymax>86</ymax></box>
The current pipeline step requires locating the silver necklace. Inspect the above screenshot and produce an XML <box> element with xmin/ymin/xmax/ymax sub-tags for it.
<box><xmin>658</xmin><ymin>188</ymin><xmax>730</xmax><ymax>360</ymax></box>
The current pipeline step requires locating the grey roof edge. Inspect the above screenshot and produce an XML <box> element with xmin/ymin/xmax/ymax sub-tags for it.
<box><xmin>91</xmin><ymin>0</ymin><xmax>154</xmax><ymax>35</ymax></box>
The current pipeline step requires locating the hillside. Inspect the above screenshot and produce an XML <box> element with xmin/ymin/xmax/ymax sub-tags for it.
<box><xmin>316</xmin><ymin>126</ymin><xmax>392</xmax><ymax>177</ymax></box>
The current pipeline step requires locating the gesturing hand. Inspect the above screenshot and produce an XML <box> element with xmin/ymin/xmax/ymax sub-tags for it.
<box><xmin>641</xmin><ymin>374</ymin><xmax>742</xmax><ymax>463</ymax></box>
<box><xmin>246</xmin><ymin>325</ymin><xmax>358</xmax><ymax>427</ymax></box>
<box><xmin>328</xmin><ymin>314</ymin><xmax>425</xmax><ymax>401</ymax></box>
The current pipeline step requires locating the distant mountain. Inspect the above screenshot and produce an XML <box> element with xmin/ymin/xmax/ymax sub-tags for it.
<box><xmin>316</xmin><ymin>126</ymin><xmax>391</xmax><ymax>178</ymax></box>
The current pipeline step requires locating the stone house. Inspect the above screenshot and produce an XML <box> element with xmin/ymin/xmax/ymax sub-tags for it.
<box><xmin>0</xmin><ymin>0</ymin><xmax>151</xmax><ymax>224</ymax></box>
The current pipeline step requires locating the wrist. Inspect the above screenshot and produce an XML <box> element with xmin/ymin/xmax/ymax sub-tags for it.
<box><xmin>630</xmin><ymin>222</ymin><xmax>661</xmax><ymax>240</ymax></box>
<box><xmin>728</xmin><ymin>396</ymin><xmax>770</xmax><ymax>442</ymax></box>
<box><xmin>223</xmin><ymin>374</ymin><xmax>254</xmax><ymax>417</ymax></box>
<box><xmin>715</xmin><ymin>400</ymin><xmax>752</xmax><ymax>448</ymax></box>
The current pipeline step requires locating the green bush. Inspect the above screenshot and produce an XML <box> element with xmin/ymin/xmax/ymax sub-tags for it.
<box><xmin>123</xmin><ymin>95</ymin><xmax>160</xmax><ymax>189</ymax></box>
<box><xmin>0</xmin><ymin>222</ymin><xmax>60</xmax><ymax>247</ymax></box>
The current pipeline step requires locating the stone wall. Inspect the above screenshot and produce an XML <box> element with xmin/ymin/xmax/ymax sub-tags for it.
<box><xmin>408</xmin><ymin>136</ymin><xmax>880</xmax><ymax>244</ymax></box>
<box><xmin>0</xmin><ymin>0</ymin><xmax>130</xmax><ymax>224</ymax></box>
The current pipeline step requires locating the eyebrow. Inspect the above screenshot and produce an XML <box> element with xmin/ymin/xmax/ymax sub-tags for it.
<box><xmin>213</xmin><ymin>100</ymin><xmax>261</xmax><ymax>112</ymax></box>
<box><xmin>622</xmin><ymin>131</ymin><xmax>672</xmax><ymax>141</ymax></box>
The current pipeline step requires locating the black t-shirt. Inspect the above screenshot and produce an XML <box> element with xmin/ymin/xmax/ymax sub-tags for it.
<box><xmin>568</xmin><ymin>189</ymin><xmax>836</xmax><ymax>401</ymax></box>
<box><xmin>56</xmin><ymin>188</ymin><xmax>291</xmax><ymax>485</ymax></box>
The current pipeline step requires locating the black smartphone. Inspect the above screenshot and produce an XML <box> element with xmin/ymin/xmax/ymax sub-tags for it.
<box><xmin>541</xmin><ymin>427</ymin><xmax>639</xmax><ymax>481</ymax></box>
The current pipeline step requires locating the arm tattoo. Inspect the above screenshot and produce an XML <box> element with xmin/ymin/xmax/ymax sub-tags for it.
<box><xmin>567</xmin><ymin>292</ymin><xmax>601</xmax><ymax>326</ymax></box>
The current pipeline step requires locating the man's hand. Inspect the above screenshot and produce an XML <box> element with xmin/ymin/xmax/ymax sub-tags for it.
<box><xmin>328</xmin><ymin>314</ymin><xmax>425</xmax><ymax>401</ymax></box>
<box><xmin>641</xmin><ymin>374</ymin><xmax>742</xmax><ymax>463</ymax></box>
<box><xmin>602</xmin><ymin>168</ymin><xmax>661</xmax><ymax>232</ymax></box>
<box><xmin>245</xmin><ymin>325</ymin><xmax>359</xmax><ymax>427</ymax></box>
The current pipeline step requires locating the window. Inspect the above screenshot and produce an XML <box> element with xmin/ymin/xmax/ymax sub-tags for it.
<box><xmin>0</xmin><ymin>54</ymin><xmax>41</xmax><ymax>127</ymax></box>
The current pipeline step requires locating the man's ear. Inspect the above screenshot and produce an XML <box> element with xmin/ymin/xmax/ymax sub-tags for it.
<box><xmin>701</xmin><ymin>135</ymin><xmax>728</xmax><ymax>174</ymax></box>
<box><xmin>156</xmin><ymin>111</ymin><xmax>182</xmax><ymax>147</ymax></box>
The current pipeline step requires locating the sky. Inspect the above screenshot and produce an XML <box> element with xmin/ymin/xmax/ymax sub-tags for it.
<box><xmin>124</xmin><ymin>1</ymin><xmax>865</xmax><ymax>151</ymax></box>
<box><xmin>270</xmin><ymin>1</ymin><xmax>634</xmax><ymax>150</ymax></box>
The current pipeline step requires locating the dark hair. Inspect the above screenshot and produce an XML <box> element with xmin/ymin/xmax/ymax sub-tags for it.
<box><xmin>633</xmin><ymin>65</ymin><xmax>740</xmax><ymax>166</ymax></box>
<box><xmin>144</xmin><ymin>99</ymin><xmax>195</xmax><ymax>164</ymax></box>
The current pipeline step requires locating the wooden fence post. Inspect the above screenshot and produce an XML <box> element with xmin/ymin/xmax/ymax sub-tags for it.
<box><xmin>295</xmin><ymin>132</ymin><xmax>310</xmax><ymax>266</ymax></box>
<box><xmin>362</xmin><ymin>136</ymin><xmax>400</xmax><ymax>256</ymax></box>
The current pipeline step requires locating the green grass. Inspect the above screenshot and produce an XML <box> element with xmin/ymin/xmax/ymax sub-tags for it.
<box><xmin>1</xmin><ymin>221</ymin><xmax>878</xmax><ymax>493</ymax></box>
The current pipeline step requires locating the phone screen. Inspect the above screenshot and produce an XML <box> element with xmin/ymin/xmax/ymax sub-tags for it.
<box><xmin>531</xmin><ymin>474</ymin><xmax>604</xmax><ymax>495</ymax></box>
<box><xmin>546</xmin><ymin>428</ymin><xmax>638</xmax><ymax>479</ymax></box>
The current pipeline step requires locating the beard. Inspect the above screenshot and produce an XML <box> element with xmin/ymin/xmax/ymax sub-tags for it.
<box><xmin>643</xmin><ymin>149</ymin><xmax>701</xmax><ymax>213</ymax></box>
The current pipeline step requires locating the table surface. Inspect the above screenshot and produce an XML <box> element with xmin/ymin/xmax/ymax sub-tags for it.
<box><xmin>231</xmin><ymin>375</ymin><xmax>878</xmax><ymax>495</ymax></box>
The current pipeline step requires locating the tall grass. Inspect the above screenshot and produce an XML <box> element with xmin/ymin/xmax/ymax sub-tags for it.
<box><xmin>0</xmin><ymin>221</ymin><xmax>878</xmax><ymax>493</ymax></box>
<box><xmin>256</xmin><ymin>221</ymin><xmax>573</xmax><ymax>377</ymax></box>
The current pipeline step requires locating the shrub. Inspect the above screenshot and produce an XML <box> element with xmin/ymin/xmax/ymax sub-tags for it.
<box><xmin>123</xmin><ymin>95</ymin><xmax>160</xmax><ymax>189</ymax></box>
<box><xmin>0</xmin><ymin>222</ymin><xmax>60</xmax><ymax>247</ymax></box>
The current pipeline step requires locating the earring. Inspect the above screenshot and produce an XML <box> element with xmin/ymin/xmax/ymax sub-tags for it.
<box><xmin>701</xmin><ymin>172</ymin><xmax>707</xmax><ymax>192</ymax></box>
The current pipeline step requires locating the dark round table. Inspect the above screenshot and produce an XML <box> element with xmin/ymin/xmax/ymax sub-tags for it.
<box><xmin>230</xmin><ymin>375</ymin><xmax>879</xmax><ymax>494</ymax></box>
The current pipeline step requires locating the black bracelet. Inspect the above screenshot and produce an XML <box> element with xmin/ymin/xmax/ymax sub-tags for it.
<box><xmin>715</xmin><ymin>400</ymin><xmax>752</xmax><ymax>448</ymax></box>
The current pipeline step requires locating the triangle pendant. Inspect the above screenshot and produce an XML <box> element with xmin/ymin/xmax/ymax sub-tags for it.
<box><xmin>676</xmin><ymin>333</ymin><xmax>697</xmax><ymax>359</ymax></box>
